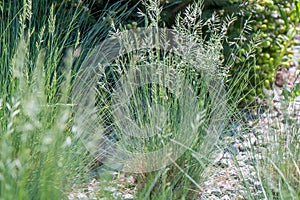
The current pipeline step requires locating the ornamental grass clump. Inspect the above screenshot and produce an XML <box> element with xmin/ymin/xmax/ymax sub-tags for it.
<box><xmin>71</xmin><ymin>0</ymin><xmax>259</xmax><ymax>198</ymax></box>
<box><xmin>0</xmin><ymin>0</ymin><xmax>131</xmax><ymax>199</ymax></box>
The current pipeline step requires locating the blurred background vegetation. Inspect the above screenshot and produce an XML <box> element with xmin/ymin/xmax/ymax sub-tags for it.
<box><xmin>46</xmin><ymin>0</ymin><xmax>299</xmax><ymax>105</ymax></box>
<box><xmin>82</xmin><ymin>0</ymin><xmax>297</xmax><ymax>105</ymax></box>
<box><xmin>2</xmin><ymin>0</ymin><xmax>296</xmax><ymax>106</ymax></box>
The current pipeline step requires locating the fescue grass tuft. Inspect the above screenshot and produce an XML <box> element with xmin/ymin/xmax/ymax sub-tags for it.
<box><xmin>0</xmin><ymin>0</ymin><xmax>132</xmax><ymax>199</ymax></box>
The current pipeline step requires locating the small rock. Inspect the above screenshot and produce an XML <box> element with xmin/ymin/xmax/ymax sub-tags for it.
<box><xmin>122</xmin><ymin>194</ymin><xmax>134</xmax><ymax>199</ymax></box>
<box><xmin>275</xmin><ymin>68</ymin><xmax>284</xmax><ymax>87</ymax></box>
<box><xmin>126</xmin><ymin>176</ymin><xmax>135</xmax><ymax>184</ymax></box>
<box><xmin>71</xmin><ymin>192</ymin><xmax>88</xmax><ymax>200</ymax></box>
<box><xmin>220</xmin><ymin>194</ymin><xmax>230</xmax><ymax>200</ymax></box>
<box><xmin>219</xmin><ymin>159</ymin><xmax>230</xmax><ymax>168</ymax></box>
<box><xmin>212</xmin><ymin>151</ymin><xmax>224</xmax><ymax>165</ymax></box>
<box><xmin>104</xmin><ymin>186</ymin><xmax>117</xmax><ymax>192</ymax></box>
<box><xmin>112</xmin><ymin>192</ymin><xmax>122</xmax><ymax>199</ymax></box>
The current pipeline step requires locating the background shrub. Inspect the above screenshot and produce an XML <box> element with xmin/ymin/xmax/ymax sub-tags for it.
<box><xmin>89</xmin><ymin>0</ymin><xmax>297</xmax><ymax>106</ymax></box>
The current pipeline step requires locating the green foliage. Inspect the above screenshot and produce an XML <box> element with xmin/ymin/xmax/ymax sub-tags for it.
<box><xmin>77</xmin><ymin>1</ymin><xmax>256</xmax><ymax>199</ymax></box>
<box><xmin>247</xmin><ymin>102</ymin><xmax>300</xmax><ymax>199</ymax></box>
<box><xmin>0</xmin><ymin>0</ymin><xmax>131</xmax><ymax>199</ymax></box>
<box><xmin>132</xmin><ymin>0</ymin><xmax>297</xmax><ymax>105</ymax></box>
<box><xmin>0</xmin><ymin>0</ymin><xmax>299</xmax><ymax>199</ymax></box>
<box><xmin>226</xmin><ymin>0</ymin><xmax>297</xmax><ymax>105</ymax></box>
<box><xmin>258</xmin><ymin>123</ymin><xmax>300</xmax><ymax>199</ymax></box>
<box><xmin>0</xmin><ymin>1</ymin><xmax>87</xmax><ymax>198</ymax></box>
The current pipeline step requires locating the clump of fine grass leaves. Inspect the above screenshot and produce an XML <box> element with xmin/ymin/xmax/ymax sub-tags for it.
<box><xmin>252</xmin><ymin>102</ymin><xmax>300</xmax><ymax>199</ymax></box>
<box><xmin>0</xmin><ymin>0</ymin><xmax>133</xmax><ymax>199</ymax></box>
<box><xmin>71</xmin><ymin>0</ymin><xmax>261</xmax><ymax>199</ymax></box>
<box><xmin>0</xmin><ymin>41</ymin><xmax>86</xmax><ymax>199</ymax></box>
<box><xmin>0</xmin><ymin>4</ymin><xmax>87</xmax><ymax>200</ymax></box>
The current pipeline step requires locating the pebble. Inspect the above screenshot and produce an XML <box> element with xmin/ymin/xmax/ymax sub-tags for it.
<box><xmin>220</xmin><ymin>194</ymin><xmax>230</xmax><ymax>200</ymax></box>
<box><xmin>122</xmin><ymin>194</ymin><xmax>134</xmax><ymax>199</ymax></box>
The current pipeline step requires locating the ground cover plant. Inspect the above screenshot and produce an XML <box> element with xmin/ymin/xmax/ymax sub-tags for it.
<box><xmin>0</xmin><ymin>0</ymin><xmax>299</xmax><ymax>199</ymax></box>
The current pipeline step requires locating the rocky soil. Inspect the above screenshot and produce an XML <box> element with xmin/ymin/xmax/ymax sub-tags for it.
<box><xmin>197</xmin><ymin>64</ymin><xmax>300</xmax><ymax>199</ymax></box>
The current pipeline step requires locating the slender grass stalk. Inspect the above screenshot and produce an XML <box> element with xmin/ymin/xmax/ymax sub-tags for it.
<box><xmin>70</xmin><ymin>0</ymin><xmax>262</xmax><ymax>199</ymax></box>
<box><xmin>0</xmin><ymin>0</ymin><xmax>133</xmax><ymax>199</ymax></box>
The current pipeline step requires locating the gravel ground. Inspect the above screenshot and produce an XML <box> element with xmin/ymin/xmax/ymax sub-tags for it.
<box><xmin>197</xmin><ymin>65</ymin><xmax>300</xmax><ymax>199</ymax></box>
